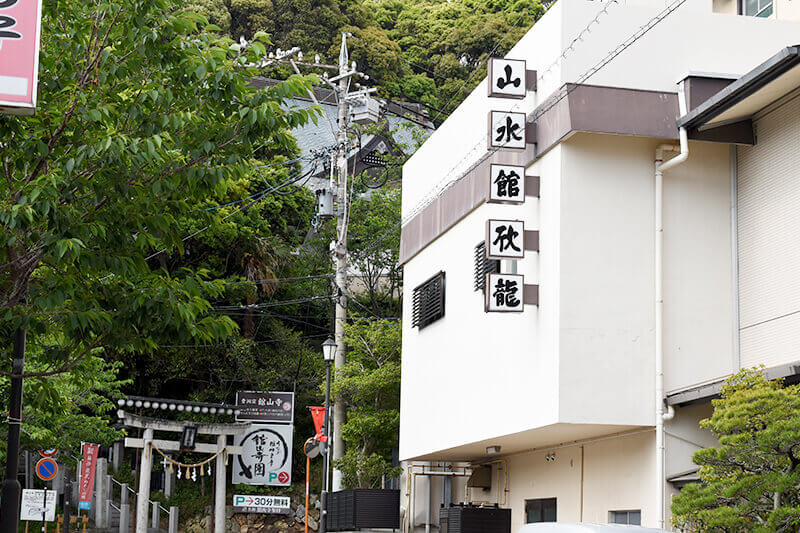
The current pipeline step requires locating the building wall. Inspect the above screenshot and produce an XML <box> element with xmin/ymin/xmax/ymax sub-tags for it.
<box><xmin>503</xmin><ymin>431</ymin><xmax>656</xmax><ymax>530</ymax></box>
<box><xmin>737</xmin><ymin>91</ymin><xmax>800</xmax><ymax>369</ymax></box>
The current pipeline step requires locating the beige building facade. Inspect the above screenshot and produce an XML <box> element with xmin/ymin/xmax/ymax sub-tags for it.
<box><xmin>399</xmin><ymin>0</ymin><xmax>800</xmax><ymax>530</ymax></box>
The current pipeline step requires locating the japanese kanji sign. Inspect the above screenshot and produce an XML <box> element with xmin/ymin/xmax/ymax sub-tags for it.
<box><xmin>236</xmin><ymin>391</ymin><xmax>294</xmax><ymax>423</ymax></box>
<box><xmin>233</xmin><ymin>424</ymin><xmax>293</xmax><ymax>486</ymax></box>
<box><xmin>78</xmin><ymin>443</ymin><xmax>99</xmax><ymax>509</ymax></box>
<box><xmin>0</xmin><ymin>0</ymin><xmax>43</xmax><ymax>115</ymax></box>
<box><xmin>232</xmin><ymin>494</ymin><xmax>291</xmax><ymax>515</ymax></box>
<box><xmin>486</xmin><ymin>219</ymin><xmax>525</xmax><ymax>259</ymax></box>
<box><xmin>485</xmin><ymin>273</ymin><xmax>524</xmax><ymax>312</ymax></box>
<box><xmin>488</xmin><ymin>58</ymin><xmax>527</xmax><ymax>99</ymax></box>
<box><xmin>20</xmin><ymin>489</ymin><xmax>56</xmax><ymax>522</ymax></box>
<box><xmin>488</xmin><ymin>111</ymin><xmax>527</xmax><ymax>150</ymax></box>
<box><xmin>489</xmin><ymin>164</ymin><xmax>526</xmax><ymax>204</ymax></box>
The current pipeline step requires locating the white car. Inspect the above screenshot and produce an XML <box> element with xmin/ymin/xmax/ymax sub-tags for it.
<box><xmin>518</xmin><ymin>525</ymin><xmax>670</xmax><ymax>533</ymax></box>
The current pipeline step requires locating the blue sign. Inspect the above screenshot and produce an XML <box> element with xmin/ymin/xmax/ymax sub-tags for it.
<box><xmin>78</xmin><ymin>501</ymin><xmax>91</xmax><ymax>510</ymax></box>
<box><xmin>35</xmin><ymin>458</ymin><xmax>58</xmax><ymax>481</ymax></box>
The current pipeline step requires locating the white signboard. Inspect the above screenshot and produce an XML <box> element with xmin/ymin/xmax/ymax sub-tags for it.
<box><xmin>485</xmin><ymin>273</ymin><xmax>524</xmax><ymax>312</ymax></box>
<box><xmin>488</xmin><ymin>111</ymin><xmax>526</xmax><ymax>150</ymax></box>
<box><xmin>232</xmin><ymin>494</ymin><xmax>291</xmax><ymax>514</ymax></box>
<box><xmin>488</xmin><ymin>58</ymin><xmax>527</xmax><ymax>99</ymax></box>
<box><xmin>20</xmin><ymin>489</ymin><xmax>56</xmax><ymax>522</ymax></box>
<box><xmin>233</xmin><ymin>424</ymin><xmax>293</xmax><ymax>486</ymax></box>
<box><xmin>489</xmin><ymin>164</ymin><xmax>526</xmax><ymax>204</ymax></box>
<box><xmin>486</xmin><ymin>219</ymin><xmax>525</xmax><ymax>259</ymax></box>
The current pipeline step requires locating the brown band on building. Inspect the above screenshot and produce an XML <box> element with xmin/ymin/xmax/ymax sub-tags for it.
<box><xmin>523</xmin><ymin>284</ymin><xmax>539</xmax><ymax>306</ymax></box>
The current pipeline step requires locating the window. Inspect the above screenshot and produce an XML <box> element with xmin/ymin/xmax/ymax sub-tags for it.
<box><xmin>610</xmin><ymin>510</ymin><xmax>641</xmax><ymax>525</ymax></box>
<box><xmin>411</xmin><ymin>271</ymin><xmax>445</xmax><ymax>330</ymax></box>
<box><xmin>743</xmin><ymin>0</ymin><xmax>773</xmax><ymax>17</ymax></box>
<box><xmin>525</xmin><ymin>498</ymin><xmax>557</xmax><ymax>523</ymax></box>
<box><xmin>474</xmin><ymin>241</ymin><xmax>500</xmax><ymax>292</ymax></box>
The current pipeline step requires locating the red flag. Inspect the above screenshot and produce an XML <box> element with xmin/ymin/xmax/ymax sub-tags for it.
<box><xmin>78</xmin><ymin>444</ymin><xmax>99</xmax><ymax>506</ymax></box>
<box><xmin>309</xmin><ymin>406</ymin><xmax>327</xmax><ymax>442</ymax></box>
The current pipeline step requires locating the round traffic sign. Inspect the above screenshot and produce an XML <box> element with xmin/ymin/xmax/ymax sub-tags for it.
<box><xmin>39</xmin><ymin>449</ymin><xmax>58</xmax><ymax>458</ymax></box>
<box><xmin>277</xmin><ymin>471</ymin><xmax>290</xmax><ymax>484</ymax></box>
<box><xmin>35</xmin><ymin>458</ymin><xmax>58</xmax><ymax>481</ymax></box>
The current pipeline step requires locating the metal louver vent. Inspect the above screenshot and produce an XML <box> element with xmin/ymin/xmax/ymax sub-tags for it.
<box><xmin>411</xmin><ymin>271</ymin><xmax>445</xmax><ymax>330</ymax></box>
<box><xmin>474</xmin><ymin>241</ymin><xmax>499</xmax><ymax>292</ymax></box>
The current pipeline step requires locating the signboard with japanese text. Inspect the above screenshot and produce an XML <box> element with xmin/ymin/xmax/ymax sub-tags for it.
<box><xmin>489</xmin><ymin>164</ymin><xmax>526</xmax><ymax>204</ymax></box>
<box><xmin>78</xmin><ymin>443</ymin><xmax>99</xmax><ymax>508</ymax></box>
<box><xmin>488</xmin><ymin>111</ymin><xmax>526</xmax><ymax>150</ymax></box>
<box><xmin>485</xmin><ymin>273</ymin><xmax>524</xmax><ymax>312</ymax></box>
<box><xmin>486</xmin><ymin>219</ymin><xmax>525</xmax><ymax>260</ymax></box>
<box><xmin>232</xmin><ymin>494</ymin><xmax>291</xmax><ymax>515</ymax></box>
<box><xmin>20</xmin><ymin>489</ymin><xmax>56</xmax><ymax>521</ymax></box>
<box><xmin>236</xmin><ymin>391</ymin><xmax>294</xmax><ymax>423</ymax></box>
<box><xmin>488</xmin><ymin>58</ymin><xmax>527</xmax><ymax>99</ymax></box>
<box><xmin>232</xmin><ymin>424</ymin><xmax>293</xmax><ymax>486</ymax></box>
<box><xmin>0</xmin><ymin>0</ymin><xmax>43</xmax><ymax>115</ymax></box>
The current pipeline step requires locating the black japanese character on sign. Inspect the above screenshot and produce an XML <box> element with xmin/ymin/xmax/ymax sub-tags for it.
<box><xmin>493</xmin><ymin>224</ymin><xmax>521</xmax><ymax>253</ymax></box>
<box><xmin>496</xmin><ymin>64</ymin><xmax>521</xmax><ymax>90</ymax></box>
<box><xmin>495</xmin><ymin>116</ymin><xmax>522</xmax><ymax>144</ymax></box>
<box><xmin>494</xmin><ymin>169</ymin><xmax>521</xmax><ymax>198</ymax></box>
<box><xmin>493</xmin><ymin>278</ymin><xmax>521</xmax><ymax>308</ymax></box>
<box><xmin>0</xmin><ymin>1</ymin><xmax>20</xmax><ymax>41</ymax></box>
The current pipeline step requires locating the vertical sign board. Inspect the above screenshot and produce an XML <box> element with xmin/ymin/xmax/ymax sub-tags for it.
<box><xmin>232</xmin><ymin>424</ymin><xmax>293</xmax><ymax>486</ymax></box>
<box><xmin>0</xmin><ymin>0</ymin><xmax>44</xmax><ymax>115</ymax></box>
<box><xmin>488</xmin><ymin>58</ymin><xmax>527</xmax><ymax>99</ymax></box>
<box><xmin>488</xmin><ymin>111</ymin><xmax>527</xmax><ymax>150</ymax></box>
<box><xmin>486</xmin><ymin>273</ymin><xmax>524</xmax><ymax>312</ymax></box>
<box><xmin>20</xmin><ymin>489</ymin><xmax>56</xmax><ymax>522</ymax></box>
<box><xmin>236</xmin><ymin>391</ymin><xmax>295</xmax><ymax>424</ymax></box>
<box><xmin>486</xmin><ymin>219</ymin><xmax>525</xmax><ymax>260</ymax></box>
<box><xmin>78</xmin><ymin>443</ymin><xmax>99</xmax><ymax>510</ymax></box>
<box><xmin>489</xmin><ymin>164</ymin><xmax>526</xmax><ymax>204</ymax></box>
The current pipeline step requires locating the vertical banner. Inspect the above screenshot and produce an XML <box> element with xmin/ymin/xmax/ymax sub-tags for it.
<box><xmin>0</xmin><ymin>0</ymin><xmax>44</xmax><ymax>115</ymax></box>
<box><xmin>78</xmin><ymin>443</ymin><xmax>99</xmax><ymax>509</ymax></box>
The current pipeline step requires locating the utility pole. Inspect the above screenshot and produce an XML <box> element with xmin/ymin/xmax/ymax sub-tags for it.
<box><xmin>0</xmin><ymin>327</ymin><xmax>26</xmax><ymax>533</ymax></box>
<box><xmin>331</xmin><ymin>31</ymin><xmax>351</xmax><ymax>493</ymax></box>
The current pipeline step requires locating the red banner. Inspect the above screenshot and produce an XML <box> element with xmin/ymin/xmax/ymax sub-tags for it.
<box><xmin>309</xmin><ymin>406</ymin><xmax>327</xmax><ymax>442</ymax></box>
<box><xmin>0</xmin><ymin>0</ymin><xmax>44</xmax><ymax>115</ymax></box>
<box><xmin>78</xmin><ymin>444</ymin><xmax>99</xmax><ymax>505</ymax></box>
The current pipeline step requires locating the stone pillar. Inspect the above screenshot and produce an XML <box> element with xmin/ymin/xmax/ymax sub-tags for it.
<box><xmin>120</xmin><ymin>503</ymin><xmax>130</xmax><ymax>533</ymax></box>
<box><xmin>168</xmin><ymin>507</ymin><xmax>179</xmax><ymax>533</ymax></box>
<box><xmin>135</xmin><ymin>429</ymin><xmax>153</xmax><ymax>533</ymax></box>
<box><xmin>95</xmin><ymin>458</ymin><xmax>108</xmax><ymax>527</ymax></box>
<box><xmin>214</xmin><ymin>435</ymin><xmax>226</xmax><ymax>533</ymax></box>
<box><xmin>164</xmin><ymin>456</ymin><xmax>174</xmax><ymax>499</ymax></box>
<box><xmin>151</xmin><ymin>501</ymin><xmax>159</xmax><ymax>529</ymax></box>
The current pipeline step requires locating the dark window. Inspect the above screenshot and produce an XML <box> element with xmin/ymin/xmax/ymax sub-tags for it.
<box><xmin>474</xmin><ymin>241</ymin><xmax>500</xmax><ymax>292</ymax></box>
<box><xmin>610</xmin><ymin>510</ymin><xmax>641</xmax><ymax>525</ymax></box>
<box><xmin>526</xmin><ymin>498</ymin><xmax>556</xmax><ymax>523</ymax></box>
<box><xmin>411</xmin><ymin>271</ymin><xmax>445</xmax><ymax>330</ymax></box>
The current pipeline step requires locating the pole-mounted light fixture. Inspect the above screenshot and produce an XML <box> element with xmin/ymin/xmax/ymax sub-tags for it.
<box><xmin>322</xmin><ymin>337</ymin><xmax>337</xmax><ymax>362</ymax></box>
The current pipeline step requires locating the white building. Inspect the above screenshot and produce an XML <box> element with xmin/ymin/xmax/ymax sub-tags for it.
<box><xmin>398</xmin><ymin>0</ymin><xmax>800</xmax><ymax>530</ymax></box>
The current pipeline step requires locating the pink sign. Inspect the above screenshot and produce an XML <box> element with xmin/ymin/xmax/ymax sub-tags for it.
<box><xmin>0</xmin><ymin>0</ymin><xmax>43</xmax><ymax>115</ymax></box>
<box><xmin>78</xmin><ymin>443</ymin><xmax>99</xmax><ymax>505</ymax></box>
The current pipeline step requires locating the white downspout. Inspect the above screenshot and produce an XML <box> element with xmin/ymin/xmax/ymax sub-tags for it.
<box><xmin>654</xmin><ymin>80</ymin><xmax>689</xmax><ymax>529</ymax></box>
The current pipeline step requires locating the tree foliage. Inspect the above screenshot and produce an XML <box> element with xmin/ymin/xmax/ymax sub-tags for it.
<box><xmin>672</xmin><ymin>369</ymin><xmax>800</xmax><ymax>532</ymax></box>
<box><xmin>0</xmin><ymin>0</ymin><xmax>317</xmax><ymax>455</ymax></box>
<box><xmin>333</xmin><ymin>317</ymin><xmax>401</xmax><ymax>488</ymax></box>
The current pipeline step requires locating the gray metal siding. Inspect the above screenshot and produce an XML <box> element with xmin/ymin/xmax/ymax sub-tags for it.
<box><xmin>737</xmin><ymin>92</ymin><xmax>800</xmax><ymax>368</ymax></box>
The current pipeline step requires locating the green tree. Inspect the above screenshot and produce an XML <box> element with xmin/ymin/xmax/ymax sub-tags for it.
<box><xmin>672</xmin><ymin>369</ymin><xmax>800</xmax><ymax>532</ymax></box>
<box><xmin>333</xmin><ymin>317</ymin><xmax>401</xmax><ymax>488</ymax></box>
<box><xmin>0</xmin><ymin>0</ymin><xmax>318</xmax><ymax>449</ymax></box>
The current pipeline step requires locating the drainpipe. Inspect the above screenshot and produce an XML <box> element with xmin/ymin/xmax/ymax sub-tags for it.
<box><xmin>654</xmin><ymin>80</ymin><xmax>689</xmax><ymax>529</ymax></box>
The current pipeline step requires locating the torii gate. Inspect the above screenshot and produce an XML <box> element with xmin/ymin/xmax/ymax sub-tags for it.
<box><xmin>120</xmin><ymin>411</ymin><xmax>250</xmax><ymax>533</ymax></box>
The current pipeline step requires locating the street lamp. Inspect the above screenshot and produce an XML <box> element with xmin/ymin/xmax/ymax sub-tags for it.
<box><xmin>320</xmin><ymin>337</ymin><xmax>336</xmax><ymax>533</ymax></box>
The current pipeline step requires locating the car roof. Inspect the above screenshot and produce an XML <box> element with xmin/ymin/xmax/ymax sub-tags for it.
<box><xmin>518</xmin><ymin>525</ymin><xmax>669</xmax><ymax>533</ymax></box>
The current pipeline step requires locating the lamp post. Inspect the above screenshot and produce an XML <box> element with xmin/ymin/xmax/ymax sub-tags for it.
<box><xmin>320</xmin><ymin>337</ymin><xmax>336</xmax><ymax>533</ymax></box>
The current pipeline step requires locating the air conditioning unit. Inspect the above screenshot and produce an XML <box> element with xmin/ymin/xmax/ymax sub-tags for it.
<box><xmin>349</xmin><ymin>96</ymin><xmax>381</xmax><ymax>124</ymax></box>
<box><xmin>440</xmin><ymin>504</ymin><xmax>511</xmax><ymax>533</ymax></box>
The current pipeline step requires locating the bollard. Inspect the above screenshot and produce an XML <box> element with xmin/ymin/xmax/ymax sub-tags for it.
<box><xmin>119</xmin><ymin>504</ymin><xmax>130</xmax><ymax>533</ymax></box>
<box><xmin>168</xmin><ymin>507</ymin><xmax>178</xmax><ymax>533</ymax></box>
<box><xmin>150</xmin><ymin>502</ymin><xmax>159</xmax><ymax>530</ymax></box>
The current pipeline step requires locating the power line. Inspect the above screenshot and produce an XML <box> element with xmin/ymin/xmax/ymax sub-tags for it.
<box><xmin>157</xmin><ymin>332</ymin><xmax>330</xmax><ymax>349</ymax></box>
